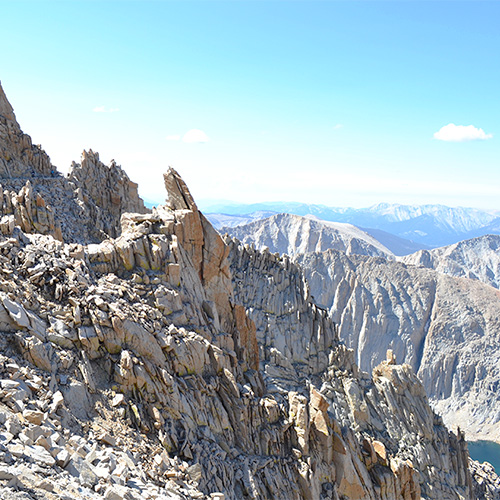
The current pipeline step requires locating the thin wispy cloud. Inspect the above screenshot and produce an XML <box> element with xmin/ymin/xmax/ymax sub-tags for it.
<box><xmin>182</xmin><ymin>129</ymin><xmax>209</xmax><ymax>143</ymax></box>
<box><xmin>93</xmin><ymin>106</ymin><xmax>120</xmax><ymax>113</ymax></box>
<box><xmin>434</xmin><ymin>123</ymin><xmax>492</xmax><ymax>142</ymax></box>
<box><xmin>333</xmin><ymin>124</ymin><xmax>343</xmax><ymax>130</ymax></box>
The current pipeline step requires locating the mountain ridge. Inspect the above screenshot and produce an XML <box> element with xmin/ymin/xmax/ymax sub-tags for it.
<box><xmin>222</xmin><ymin>213</ymin><xmax>395</xmax><ymax>259</ymax></box>
<box><xmin>204</xmin><ymin>200</ymin><xmax>500</xmax><ymax>249</ymax></box>
<box><xmin>0</xmin><ymin>80</ymin><xmax>499</xmax><ymax>499</ymax></box>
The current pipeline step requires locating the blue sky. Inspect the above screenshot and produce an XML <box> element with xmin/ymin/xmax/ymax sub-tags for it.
<box><xmin>1</xmin><ymin>0</ymin><xmax>499</xmax><ymax>209</ymax></box>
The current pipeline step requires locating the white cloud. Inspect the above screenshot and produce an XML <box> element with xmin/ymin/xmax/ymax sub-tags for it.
<box><xmin>434</xmin><ymin>123</ymin><xmax>492</xmax><ymax>142</ymax></box>
<box><xmin>333</xmin><ymin>124</ymin><xmax>343</xmax><ymax>130</ymax></box>
<box><xmin>182</xmin><ymin>129</ymin><xmax>209</xmax><ymax>143</ymax></box>
<box><xmin>93</xmin><ymin>106</ymin><xmax>120</xmax><ymax>113</ymax></box>
<box><xmin>166</xmin><ymin>134</ymin><xmax>181</xmax><ymax>141</ymax></box>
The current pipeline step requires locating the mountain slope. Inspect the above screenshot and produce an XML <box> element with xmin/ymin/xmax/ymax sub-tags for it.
<box><xmin>360</xmin><ymin>226</ymin><xmax>431</xmax><ymax>256</ymax></box>
<box><xmin>223</xmin><ymin>213</ymin><xmax>395</xmax><ymax>258</ymax></box>
<box><xmin>402</xmin><ymin>234</ymin><xmax>500</xmax><ymax>289</ymax></box>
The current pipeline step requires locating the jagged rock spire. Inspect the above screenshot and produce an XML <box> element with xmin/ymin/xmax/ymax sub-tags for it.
<box><xmin>0</xmin><ymin>81</ymin><xmax>17</xmax><ymax>123</ymax></box>
<box><xmin>163</xmin><ymin>167</ymin><xmax>198</xmax><ymax>212</ymax></box>
<box><xmin>0</xmin><ymin>80</ymin><xmax>53</xmax><ymax>179</ymax></box>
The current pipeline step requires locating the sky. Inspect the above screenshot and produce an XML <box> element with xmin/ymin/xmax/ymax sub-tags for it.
<box><xmin>1</xmin><ymin>0</ymin><xmax>499</xmax><ymax>210</ymax></box>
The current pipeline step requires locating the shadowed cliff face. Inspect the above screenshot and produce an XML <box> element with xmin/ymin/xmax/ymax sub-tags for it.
<box><xmin>0</xmin><ymin>83</ymin><xmax>498</xmax><ymax>500</ymax></box>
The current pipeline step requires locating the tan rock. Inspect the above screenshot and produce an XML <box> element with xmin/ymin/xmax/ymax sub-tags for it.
<box><xmin>372</xmin><ymin>440</ymin><xmax>387</xmax><ymax>464</ymax></box>
<box><xmin>22</xmin><ymin>409</ymin><xmax>44</xmax><ymax>425</ymax></box>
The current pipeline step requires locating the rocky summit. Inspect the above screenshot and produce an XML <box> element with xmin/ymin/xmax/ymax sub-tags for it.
<box><xmin>0</xmin><ymin>80</ymin><xmax>499</xmax><ymax>500</ymax></box>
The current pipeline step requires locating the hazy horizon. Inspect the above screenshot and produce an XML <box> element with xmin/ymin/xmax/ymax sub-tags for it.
<box><xmin>193</xmin><ymin>198</ymin><xmax>500</xmax><ymax>213</ymax></box>
<box><xmin>2</xmin><ymin>0</ymin><xmax>499</xmax><ymax>210</ymax></box>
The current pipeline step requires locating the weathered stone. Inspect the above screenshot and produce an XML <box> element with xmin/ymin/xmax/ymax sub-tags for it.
<box><xmin>23</xmin><ymin>444</ymin><xmax>56</xmax><ymax>466</ymax></box>
<box><xmin>65</xmin><ymin>453</ymin><xmax>98</xmax><ymax>487</ymax></box>
<box><xmin>22</xmin><ymin>409</ymin><xmax>44</xmax><ymax>425</ymax></box>
<box><xmin>98</xmin><ymin>431</ymin><xmax>116</xmax><ymax>447</ymax></box>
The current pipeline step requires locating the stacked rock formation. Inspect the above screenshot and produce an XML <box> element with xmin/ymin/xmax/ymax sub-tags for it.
<box><xmin>0</xmin><ymin>81</ymin><xmax>499</xmax><ymax>499</ymax></box>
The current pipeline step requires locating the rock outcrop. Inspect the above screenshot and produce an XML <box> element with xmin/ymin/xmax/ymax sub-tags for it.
<box><xmin>0</xmin><ymin>180</ymin><xmax>62</xmax><ymax>240</ymax></box>
<box><xmin>0</xmin><ymin>82</ymin><xmax>498</xmax><ymax>500</ymax></box>
<box><xmin>68</xmin><ymin>149</ymin><xmax>147</xmax><ymax>239</ymax></box>
<box><xmin>0</xmin><ymin>81</ymin><xmax>148</xmax><ymax>244</ymax></box>
<box><xmin>0</xmin><ymin>81</ymin><xmax>52</xmax><ymax>178</ymax></box>
<box><xmin>224</xmin><ymin>213</ymin><xmax>394</xmax><ymax>259</ymax></box>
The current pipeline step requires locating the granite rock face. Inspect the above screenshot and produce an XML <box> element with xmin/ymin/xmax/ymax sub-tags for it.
<box><xmin>223</xmin><ymin>213</ymin><xmax>394</xmax><ymax>259</ymax></box>
<box><xmin>295</xmin><ymin>250</ymin><xmax>500</xmax><ymax>443</ymax></box>
<box><xmin>401</xmin><ymin>234</ymin><xmax>500</xmax><ymax>290</ymax></box>
<box><xmin>0</xmin><ymin>82</ymin><xmax>498</xmax><ymax>499</ymax></box>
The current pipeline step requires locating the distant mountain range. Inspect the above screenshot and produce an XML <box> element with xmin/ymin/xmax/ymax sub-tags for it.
<box><xmin>202</xmin><ymin>201</ymin><xmax>500</xmax><ymax>251</ymax></box>
<box><xmin>224</xmin><ymin>213</ymin><xmax>394</xmax><ymax>258</ymax></box>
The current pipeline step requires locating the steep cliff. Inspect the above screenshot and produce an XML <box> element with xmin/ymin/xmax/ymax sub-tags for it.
<box><xmin>295</xmin><ymin>250</ymin><xmax>500</xmax><ymax>443</ymax></box>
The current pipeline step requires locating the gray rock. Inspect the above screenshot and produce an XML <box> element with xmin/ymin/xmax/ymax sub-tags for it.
<box><xmin>65</xmin><ymin>453</ymin><xmax>98</xmax><ymax>488</ymax></box>
<box><xmin>23</xmin><ymin>444</ymin><xmax>56</xmax><ymax>467</ymax></box>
